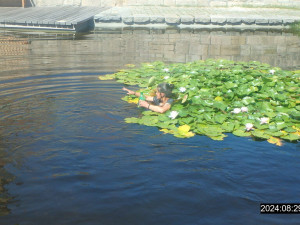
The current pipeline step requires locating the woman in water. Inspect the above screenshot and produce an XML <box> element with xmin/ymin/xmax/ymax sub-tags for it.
<box><xmin>122</xmin><ymin>83</ymin><xmax>174</xmax><ymax>113</ymax></box>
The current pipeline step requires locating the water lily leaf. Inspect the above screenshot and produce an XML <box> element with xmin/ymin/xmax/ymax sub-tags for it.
<box><xmin>98</xmin><ymin>74</ymin><xmax>115</xmax><ymax>80</ymax></box>
<box><xmin>139</xmin><ymin>116</ymin><xmax>159</xmax><ymax>126</ymax></box>
<box><xmin>160</xmin><ymin>128</ymin><xmax>174</xmax><ymax>134</ymax></box>
<box><xmin>127</xmin><ymin>98</ymin><xmax>139</xmax><ymax>104</ymax></box>
<box><xmin>225</xmin><ymin>82</ymin><xmax>237</xmax><ymax>89</ymax></box>
<box><xmin>214</xmin><ymin>114</ymin><xmax>227</xmax><ymax>124</ymax></box>
<box><xmin>252</xmin><ymin>130</ymin><xmax>271</xmax><ymax>139</ymax></box>
<box><xmin>281</xmin><ymin>133</ymin><xmax>300</xmax><ymax>141</ymax></box>
<box><xmin>284</xmin><ymin>127</ymin><xmax>297</xmax><ymax>133</ymax></box>
<box><xmin>178</xmin><ymin>124</ymin><xmax>191</xmax><ymax>133</ymax></box>
<box><xmin>233</xmin><ymin>129</ymin><xmax>252</xmax><ymax>137</ymax></box>
<box><xmin>203</xmin><ymin>113</ymin><xmax>213</xmax><ymax>122</ymax></box>
<box><xmin>214</xmin><ymin>96</ymin><xmax>223</xmax><ymax>101</ymax></box>
<box><xmin>242</xmin><ymin>97</ymin><xmax>255</xmax><ymax>105</ymax></box>
<box><xmin>181</xmin><ymin>94</ymin><xmax>188</xmax><ymax>103</ymax></box>
<box><xmin>148</xmin><ymin>76</ymin><xmax>156</xmax><ymax>87</ymax></box>
<box><xmin>276</xmin><ymin>122</ymin><xmax>287</xmax><ymax>130</ymax></box>
<box><xmin>213</xmin><ymin>101</ymin><xmax>227</xmax><ymax>111</ymax></box>
<box><xmin>125</xmin><ymin>117</ymin><xmax>140</xmax><ymax>123</ymax></box>
<box><xmin>265</xmin><ymin>129</ymin><xmax>282</xmax><ymax>137</ymax></box>
<box><xmin>221</xmin><ymin>122</ymin><xmax>235</xmax><ymax>132</ymax></box>
<box><xmin>289</xmin><ymin>111</ymin><xmax>300</xmax><ymax>120</ymax></box>
<box><xmin>208</xmin><ymin>133</ymin><xmax>227</xmax><ymax>141</ymax></box>
<box><xmin>125</xmin><ymin>64</ymin><xmax>135</xmax><ymax>68</ymax></box>
<box><xmin>267</xmin><ymin>137</ymin><xmax>283</xmax><ymax>146</ymax></box>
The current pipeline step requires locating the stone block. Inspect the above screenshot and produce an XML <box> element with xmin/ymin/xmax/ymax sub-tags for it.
<box><xmin>175</xmin><ymin>41</ymin><xmax>190</xmax><ymax>54</ymax></box>
<box><xmin>209</xmin><ymin>45</ymin><xmax>221</xmax><ymax>55</ymax></box>
<box><xmin>164</xmin><ymin>0</ymin><xmax>176</xmax><ymax>6</ymax></box>
<box><xmin>195</xmin><ymin>16</ymin><xmax>211</xmax><ymax>24</ymax></box>
<box><xmin>165</xmin><ymin>15</ymin><xmax>181</xmax><ymax>25</ymax></box>
<box><xmin>175</xmin><ymin>0</ymin><xmax>197</xmax><ymax>6</ymax></box>
<box><xmin>243</xmin><ymin>17</ymin><xmax>256</xmax><ymax>25</ymax></box>
<box><xmin>210</xmin><ymin>16</ymin><xmax>227</xmax><ymax>25</ymax></box>
<box><xmin>221</xmin><ymin>45</ymin><xmax>241</xmax><ymax>56</ymax></box>
<box><xmin>150</xmin><ymin>16</ymin><xmax>165</xmax><ymax>23</ymax></box>
<box><xmin>226</xmin><ymin>18</ymin><xmax>242</xmax><ymax>25</ymax></box>
<box><xmin>210</xmin><ymin>1</ymin><xmax>227</xmax><ymax>7</ymax></box>
<box><xmin>200</xmin><ymin>35</ymin><xmax>211</xmax><ymax>44</ymax></box>
<box><xmin>180</xmin><ymin>15</ymin><xmax>195</xmax><ymax>24</ymax></box>
<box><xmin>95</xmin><ymin>15</ymin><xmax>122</xmax><ymax>22</ymax></box>
<box><xmin>268</xmin><ymin>18</ymin><xmax>283</xmax><ymax>25</ymax></box>
<box><xmin>255</xmin><ymin>18</ymin><xmax>269</xmax><ymax>25</ymax></box>
<box><xmin>211</xmin><ymin>36</ymin><xmax>231</xmax><ymax>45</ymax></box>
<box><xmin>283</xmin><ymin>19</ymin><xmax>296</xmax><ymax>25</ymax></box>
<box><xmin>230</xmin><ymin>36</ymin><xmax>246</xmax><ymax>45</ymax></box>
<box><xmin>196</xmin><ymin>0</ymin><xmax>210</xmax><ymax>7</ymax></box>
<box><xmin>240</xmin><ymin>45</ymin><xmax>251</xmax><ymax>56</ymax></box>
<box><xmin>123</xmin><ymin>16</ymin><xmax>134</xmax><ymax>24</ymax></box>
<box><xmin>134</xmin><ymin>15</ymin><xmax>150</xmax><ymax>24</ymax></box>
<box><xmin>189</xmin><ymin>44</ymin><xmax>209</xmax><ymax>55</ymax></box>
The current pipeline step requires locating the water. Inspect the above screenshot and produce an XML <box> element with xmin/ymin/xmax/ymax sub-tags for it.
<box><xmin>0</xmin><ymin>28</ymin><xmax>299</xmax><ymax>225</ymax></box>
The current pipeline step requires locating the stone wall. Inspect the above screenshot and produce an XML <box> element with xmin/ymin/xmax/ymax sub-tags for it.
<box><xmin>31</xmin><ymin>0</ymin><xmax>300</xmax><ymax>7</ymax></box>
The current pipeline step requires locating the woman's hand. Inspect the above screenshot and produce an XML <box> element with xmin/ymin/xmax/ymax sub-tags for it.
<box><xmin>122</xmin><ymin>87</ymin><xmax>135</xmax><ymax>95</ymax></box>
<box><xmin>139</xmin><ymin>100</ymin><xmax>149</xmax><ymax>109</ymax></box>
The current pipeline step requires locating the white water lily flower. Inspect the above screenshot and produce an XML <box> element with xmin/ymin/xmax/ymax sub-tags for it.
<box><xmin>241</xmin><ymin>107</ymin><xmax>248</xmax><ymax>113</ymax></box>
<box><xmin>169</xmin><ymin>111</ymin><xmax>179</xmax><ymax>120</ymax></box>
<box><xmin>259</xmin><ymin>117</ymin><xmax>269</xmax><ymax>124</ymax></box>
<box><xmin>232</xmin><ymin>108</ymin><xmax>241</xmax><ymax>114</ymax></box>
<box><xmin>179</xmin><ymin>87</ymin><xmax>186</xmax><ymax>92</ymax></box>
<box><xmin>245</xmin><ymin>123</ymin><xmax>254</xmax><ymax>131</ymax></box>
<box><xmin>163</xmin><ymin>68</ymin><xmax>169</xmax><ymax>72</ymax></box>
<box><xmin>164</xmin><ymin>76</ymin><xmax>170</xmax><ymax>80</ymax></box>
<box><xmin>269</xmin><ymin>69</ymin><xmax>275</xmax><ymax>75</ymax></box>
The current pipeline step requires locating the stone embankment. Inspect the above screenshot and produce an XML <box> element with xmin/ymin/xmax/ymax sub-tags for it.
<box><xmin>94</xmin><ymin>6</ymin><xmax>300</xmax><ymax>29</ymax></box>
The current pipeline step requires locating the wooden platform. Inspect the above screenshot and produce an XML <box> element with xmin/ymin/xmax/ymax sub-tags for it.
<box><xmin>0</xmin><ymin>6</ymin><xmax>109</xmax><ymax>32</ymax></box>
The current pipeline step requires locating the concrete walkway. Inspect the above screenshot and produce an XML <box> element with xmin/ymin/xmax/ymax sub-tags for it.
<box><xmin>94</xmin><ymin>6</ymin><xmax>300</xmax><ymax>29</ymax></box>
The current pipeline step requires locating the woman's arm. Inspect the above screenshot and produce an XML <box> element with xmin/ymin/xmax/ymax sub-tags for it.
<box><xmin>122</xmin><ymin>87</ymin><xmax>154</xmax><ymax>101</ymax></box>
<box><xmin>139</xmin><ymin>100</ymin><xmax>171</xmax><ymax>113</ymax></box>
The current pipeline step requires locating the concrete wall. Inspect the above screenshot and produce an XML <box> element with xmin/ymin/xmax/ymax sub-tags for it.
<box><xmin>31</xmin><ymin>0</ymin><xmax>300</xmax><ymax>7</ymax></box>
<box><xmin>0</xmin><ymin>0</ymin><xmax>23</xmax><ymax>7</ymax></box>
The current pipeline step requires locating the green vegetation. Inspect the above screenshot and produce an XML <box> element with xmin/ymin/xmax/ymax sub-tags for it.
<box><xmin>290</xmin><ymin>21</ymin><xmax>300</xmax><ymax>36</ymax></box>
<box><xmin>100</xmin><ymin>59</ymin><xmax>300</xmax><ymax>146</ymax></box>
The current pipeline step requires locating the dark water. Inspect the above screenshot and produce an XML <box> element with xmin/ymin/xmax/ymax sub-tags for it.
<box><xmin>0</xmin><ymin>28</ymin><xmax>300</xmax><ymax>225</ymax></box>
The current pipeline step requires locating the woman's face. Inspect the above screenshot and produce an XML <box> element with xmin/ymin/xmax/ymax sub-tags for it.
<box><xmin>156</xmin><ymin>90</ymin><xmax>164</xmax><ymax>99</ymax></box>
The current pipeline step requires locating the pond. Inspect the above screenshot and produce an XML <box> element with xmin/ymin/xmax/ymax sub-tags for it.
<box><xmin>0</xmin><ymin>28</ymin><xmax>299</xmax><ymax>224</ymax></box>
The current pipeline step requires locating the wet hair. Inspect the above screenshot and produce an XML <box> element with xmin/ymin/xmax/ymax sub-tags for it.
<box><xmin>157</xmin><ymin>83</ymin><xmax>174</xmax><ymax>98</ymax></box>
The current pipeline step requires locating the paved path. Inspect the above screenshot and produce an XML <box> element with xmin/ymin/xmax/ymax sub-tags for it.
<box><xmin>94</xmin><ymin>6</ymin><xmax>300</xmax><ymax>29</ymax></box>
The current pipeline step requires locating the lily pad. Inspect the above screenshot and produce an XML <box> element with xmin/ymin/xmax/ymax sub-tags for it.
<box><xmin>109</xmin><ymin>59</ymin><xmax>300</xmax><ymax>145</ymax></box>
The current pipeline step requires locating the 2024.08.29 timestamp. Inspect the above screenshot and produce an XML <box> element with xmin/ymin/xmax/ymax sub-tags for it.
<box><xmin>260</xmin><ymin>203</ymin><xmax>300</xmax><ymax>214</ymax></box>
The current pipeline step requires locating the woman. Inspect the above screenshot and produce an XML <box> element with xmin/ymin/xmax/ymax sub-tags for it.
<box><xmin>122</xmin><ymin>83</ymin><xmax>174</xmax><ymax>113</ymax></box>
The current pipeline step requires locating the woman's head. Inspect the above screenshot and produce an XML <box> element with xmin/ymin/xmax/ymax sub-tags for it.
<box><xmin>157</xmin><ymin>83</ymin><xmax>174</xmax><ymax>98</ymax></box>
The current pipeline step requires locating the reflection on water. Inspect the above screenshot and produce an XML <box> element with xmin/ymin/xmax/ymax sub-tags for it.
<box><xmin>0</xmin><ymin>28</ymin><xmax>299</xmax><ymax>81</ymax></box>
<box><xmin>0</xmin><ymin>29</ymin><xmax>299</xmax><ymax>224</ymax></box>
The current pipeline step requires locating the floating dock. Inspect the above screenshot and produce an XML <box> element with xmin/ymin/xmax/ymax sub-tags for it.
<box><xmin>0</xmin><ymin>6</ymin><xmax>108</xmax><ymax>32</ymax></box>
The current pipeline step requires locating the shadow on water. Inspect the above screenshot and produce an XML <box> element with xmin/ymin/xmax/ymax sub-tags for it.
<box><xmin>0</xmin><ymin>28</ymin><xmax>299</xmax><ymax>224</ymax></box>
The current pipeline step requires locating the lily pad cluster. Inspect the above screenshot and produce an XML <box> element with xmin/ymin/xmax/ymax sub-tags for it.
<box><xmin>99</xmin><ymin>59</ymin><xmax>300</xmax><ymax>145</ymax></box>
